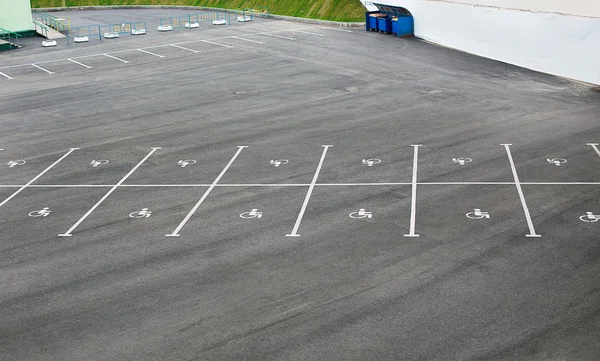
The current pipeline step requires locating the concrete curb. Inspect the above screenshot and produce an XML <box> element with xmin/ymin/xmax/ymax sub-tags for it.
<box><xmin>33</xmin><ymin>5</ymin><xmax>365</xmax><ymax>28</ymax></box>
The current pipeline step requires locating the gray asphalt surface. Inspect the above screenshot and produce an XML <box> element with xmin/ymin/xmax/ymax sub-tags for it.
<box><xmin>1</xmin><ymin>9</ymin><xmax>600</xmax><ymax>361</ymax></box>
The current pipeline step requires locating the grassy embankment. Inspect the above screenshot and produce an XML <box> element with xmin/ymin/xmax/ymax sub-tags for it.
<box><xmin>31</xmin><ymin>0</ymin><xmax>366</xmax><ymax>22</ymax></box>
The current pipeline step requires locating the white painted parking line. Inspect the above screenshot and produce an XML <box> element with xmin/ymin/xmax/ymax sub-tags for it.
<box><xmin>0</xmin><ymin>148</ymin><xmax>79</xmax><ymax>209</ymax></box>
<box><xmin>503</xmin><ymin>144</ymin><xmax>541</xmax><ymax>238</ymax></box>
<box><xmin>588</xmin><ymin>143</ymin><xmax>600</xmax><ymax>158</ymax></box>
<box><xmin>260</xmin><ymin>33</ymin><xmax>295</xmax><ymax>41</ymax></box>
<box><xmin>317</xmin><ymin>27</ymin><xmax>353</xmax><ymax>33</ymax></box>
<box><xmin>137</xmin><ymin>49</ymin><xmax>165</xmax><ymax>58</ymax></box>
<box><xmin>290</xmin><ymin>29</ymin><xmax>324</xmax><ymax>37</ymax></box>
<box><xmin>170</xmin><ymin>44</ymin><xmax>200</xmax><ymax>53</ymax></box>
<box><xmin>166</xmin><ymin>146</ymin><xmax>248</xmax><ymax>237</ymax></box>
<box><xmin>0</xmin><ymin>71</ymin><xmax>13</xmax><ymax>80</ymax></box>
<box><xmin>286</xmin><ymin>145</ymin><xmax>332</xmax><ymax>237</ymax></box>
<box><xmin>31</xmin><ymin>63</ymin><xmax>54</xmax><ymax>74</ymax></box>
<box><xmin>103</xmin><ymin>53</ymin><xmax>130</xmax><ymax>63</ymax></box>
<box><xmin>68</xmin><ymin>58</ymin><xmax>93</xmax><ymax>69</ymax></box>
<box><xmin>58</xmin><ymin>147</ymin><xmax>161</xmax><ymax>237</ymax></box>
<box><xmin>201</xmin><ymin>39</ymin><xmax>233</xmax><ymax>48</ymax></box>
<box><xmin>404</xmin><ymin>145</ymin><xmax>422</xmax><ymax>238</ymax></box>
<box><xmin>230</xmin><ymin>36</ymin><xmax>265</xmax><ymax>44</ymax></box>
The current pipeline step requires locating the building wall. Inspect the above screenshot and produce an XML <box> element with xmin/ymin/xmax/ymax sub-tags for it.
<box><xmin>363</xmin><ymin>0</ymin><xmax>600</xmax><ymax>85</ymax></box>
<box><xmin>0</xmin><ymin>0</ymin><xmax>34</xmax><ymax>32</ymax></box>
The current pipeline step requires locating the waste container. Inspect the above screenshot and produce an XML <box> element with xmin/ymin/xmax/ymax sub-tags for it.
<box><xmin>395</xmin><ymin>16</ymin><xmax>414</xmax><ymax>37</ymax></box>
<box><xmin>377</xmin><ymin>16</ymin><xmax>392</xmax><ymax>34</ymax></box>
<box><xmin>367</xmin><ymin>12</ymin><xmax>386</xmax><ymax>31</ymax></box>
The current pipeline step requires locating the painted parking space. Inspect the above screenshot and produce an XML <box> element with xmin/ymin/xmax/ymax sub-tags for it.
<box><xmin>416</xmin><ymin>184</ymin><xmax>528</xmax><ymax>240</ymax></box>
<box><xmin>0</xmin><ymin>148</ymin><xmax>79</xmax><ymax>186</ymax></box>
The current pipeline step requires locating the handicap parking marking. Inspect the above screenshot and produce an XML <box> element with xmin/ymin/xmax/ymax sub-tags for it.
<box><xmin>31</xmin><ymin>147</ymin><xmax>159</xmax><ymax>186</ymax></box>
<box><xmin>0</xmin><ymin>186</ymin><xmax>110</xmax><ymax>250</ymax></box>
<box><xmin>218</xmin><ymin>145</ymin><xmax>326</xmax><ymax>185</ymax></box>
<box><xmin>317</xmin><ymin>145</ymin><xmax>413</xmax><ymax>185</ymax></box>
<box><xmin>417</xmin><ymin>144</ymin><xmax>514</xmax><ymax>183</ymax></box>
<box><xmin>511</xmin><ymin>142</ymin><xmax>600</xmax><ymax>183</ymax></box>
<box><xmin>416</xmin><ymin>184</ymin><xmax>526</xmax><ymax>241</ymax></box>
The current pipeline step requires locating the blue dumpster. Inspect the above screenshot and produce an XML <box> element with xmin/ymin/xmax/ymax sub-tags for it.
<box><xmin>377</xmin><ymin>16</ymin><xmax>392</xmax><ymax>34</ymax></box>
<box><xmin>395</xmin><ymin>16</ymin><xmax>414</xmax><ymax>37</ymax></box>
<box><xmin>368</xmin><ymin>13</ymin><xmax>382</xmax><ymax>31</ymax></box>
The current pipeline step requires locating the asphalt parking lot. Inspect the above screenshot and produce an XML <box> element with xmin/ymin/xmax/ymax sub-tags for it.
<box><xmin>1</xmin><ymin>9</ymin><xmax>600</xmax><ymax>361</ymax></box>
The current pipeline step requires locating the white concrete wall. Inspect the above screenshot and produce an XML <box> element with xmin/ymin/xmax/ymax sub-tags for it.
<box><xmin>438</xmin><ymin>0</ymin><xmax>600</xmax><ymax>18</ymax></box>
<box><xmin>363</xmin><ymin>0</ymin><xmax>600</xmax><ymax>85</ymax></box>
<box><xmin>0</xmin><ymin>0</ymin><xmax>34</xmax><ymax>32</ymax></box>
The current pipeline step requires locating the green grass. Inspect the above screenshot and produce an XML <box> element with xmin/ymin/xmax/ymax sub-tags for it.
<box><xmin>31</xmin><ymin>0</ymin><xmax>367</xmax><ymax>22</ymax></box>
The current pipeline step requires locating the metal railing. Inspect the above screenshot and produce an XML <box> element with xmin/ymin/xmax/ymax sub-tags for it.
<box><xmin>33</xmin><ymin>20</ymin><xmax>52</xmax><ymax>38</ymax></box>
<box><xmin>33</xmin><ymin>12</ymin><xmax>70</xmax><ymax>32</ymax></box>
<box><xmin>159</xmin><ymin>11</ymin><xmax>230</xmax><ymax>28</ymax></box>
<box><xmin>0</xmin><ymin>27</ymin><xmax>21</xmax><ymax>47</ymax></box>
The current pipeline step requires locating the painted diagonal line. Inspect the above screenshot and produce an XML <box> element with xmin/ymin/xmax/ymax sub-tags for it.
<box><xmin>231</xmin><ymin>36</ymin><xmax>265</xmax><ymax>44</ymax></box>
<box><xmin>0</xmin><ymin>71</ymin><xmax>13</xmax><ymax>80</ymax></box>
<box><xmin>290</xmin><ymin>29</ymin><xmax>324</xmax><ymax>36</ymax></box>
<box><xmin>404</xmin><ymin>145</ymin><xmax>422</xmax><ymax>237</ymax></box>
<box><xmin>166</xmin><ymin>146</ymin><xmax>247</xmax><ymax>237</ymax></box>
<box><xmin>170</xmin><ymin>44</ymin><xmax>199</xmax><ymax>53</ymax></box>
<box><xmin>0</xmin><ymin>148</ymin><xmax>79</xmax><ymax>209</ymax></box>
<box><xmin>587</xmin><ymin>143</ymin><xmax>600</xmax><ymax>158</ymax></box>
<box><xmin>31</xmin><ymin>63</ymin><xmax>54</xmax><ymax>74</ymax></box>
<box><xmin>261</xmin><ymin>33</ymin><xmax>295</xmax><ymax>41</ymax></box>
<box><xmin>58</xmin><ymin>147</ymin><xmax>161</xmax><ymax>237</ymax></box>
<box><xmin>103</xmin><ymin>53</ymin><xmax>130</xmax><ymax>63</ymax></box>
<box><xmin>317</xmin><ymin>27</ymin><xmax>352</xmax><ymax>33</ymax></box>
<box><xmin>286</xmin><ymin>145</ymin><xmax>332</xmax><ymax>237</ymax></box>
<box><xmin>137</xmin><ymin>49</ymin><xmax>165</xmax><ymax>58</ymax></box>
<box><xmin>68</xmin><ymin>58</ymin><xmax>93</xmax><ymax>69</ymax></box>
<box><xmin>503</xmin><ymin>144</ymin><xmax>541</xmax><ymax>238</ymax></box>
<box><xmin>201</xmin><ymin>39</ymin><xmax>233</xmax><ymax>48</ymax></box>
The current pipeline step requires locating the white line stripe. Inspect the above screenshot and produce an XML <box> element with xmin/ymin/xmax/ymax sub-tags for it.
<box><xmin>31</xmin><ymin>63</ymin><xmax>54</xmax><ymax>74</ymax></box>
<box><xmin>68</xmin><ymin>58</ymin><xmax>92</xmax><ymax>69</ymax></box>
<box><xmin>166</xmin><ymin>146</ymin><xmax>247</xmax><ymax>237</ymax></box>
<box><xmin>0</xmin><ymin>71</ymin><xmax>13</xmax><ymax>80</ymax></box>
<box><xmin>137</xmin><ymin>49</ymin><xmax>165</xmax><ymax>58</ymax></box>
<box><xmin>405</xmin><ymin>145</ymin><xmax>422</xmax><ymax>237</ymax></box>
<box><xmin>58</xmin><ymin>147</ymin><xmax>161</xmax><ymax>237</ymax></box>
<box><xmin>588</xmin><ymin>143</ymin><xmax>600</xmax><ymax>158</ymax></box>
<box><xmin>0</xmin><ymin>148</ymin><xmax>79</xmax><ymax>208</ymax></box>
<box><xmin>103</xmin><ymin>53</ymin><xmax>130</xmax><ymax>63</ymax></box>
<box><xmin>290</xmin><ymin>29</ymin><xmax>324</xmax><ymax>36</ymax></box>
<box><xmin>317</xmin><ymin>27</ymin><xmax>352</xmax><ymax>33</ymax></box>
<box><xmin>260</xmin><ymin>33</ymin><xmax>295</xmax><ymax>40</ymax></box>
<box><xmin>230</xmin><ymin>36</ymin><xmax>265</xmax><ymax>44</ymax></box>
<box><xmin>201</xmin><ymin>39</ymin><xmax>233</xmax><ymax>48</ymax></box>
<box><xmin>317</xmin><ymin>183</ymin><xmax>412</xmax><ymax>186</ymax></box>
<box><xmin>170</xmin><ymin>44</ymin><xmax>199</xmax><ymax>53</ymax></box>
<box><xmin>286</xmin><ymin>145</ymin><xmax>332</xmax><ymax>237</ymax></box>
<box><xmin>503</xmin><ymin>144</ymin><xmax>541</xmax><ymax>238</ymax></box>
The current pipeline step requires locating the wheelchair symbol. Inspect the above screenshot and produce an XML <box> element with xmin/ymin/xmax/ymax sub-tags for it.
<box><xmin>29</xmin><ymin>207</ymin><xmax>51</xmax><ymax>217</ymax></box>
<box><xmin>547</xmin><ymin>158</ymin><xmax>567</xmax><ymax>166</ymax></box>
<box><xmin>579</xmin><ymin>212</ymin><xmax>600</xmax><ymax>223</ymax></box>
<box><xmin>466</xmin><ymin>209</ymin><xmax>490</xmax><ymax>219</ymax></box>
<box><xmin>178</xmin><ymin>160</ymin><xmax>197</xmax><ymax>168</ymax></box>
<box><xmin>240</xmin><ymin>209</ymin><xmax>263</xmax><ymax>219</ymax></box>
<box><xmin>362</xmin><ymin>159</ymin><xmax>381</xmax><ymax>167</ymax></box>
<box><xmin>7</xmin><ymin>160</ymin><xmax>26</xmax><ymax>168</ymax></box>
<box><xmin>349</xmin><ymin>208</ymin><xmax>372</xmax><ymax>219</ymax></box>
<box><xmin>270</xmin><ymin>159</ymin><xmax>289</xmax><ymax>167</ymax></box>
<box><xmin>452</xmin><ymin>158</ymin><xmax>472</xmax><ymax>166</ymax></box>
<box><xmin>129</xmin><ymin>208</ymin><xmax>152</xmax><ymax>218</ymax></box>
<box><xmin>90</xmin><ymin>160</ymin><xmax>109</xmax><ymax>167</ymax></box>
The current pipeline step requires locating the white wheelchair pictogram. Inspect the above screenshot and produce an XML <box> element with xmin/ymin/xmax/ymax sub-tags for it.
<box><xmin>7</xmin><ymin>160</ymin><xmax>26</xmax><ymax>168</ymax></box>
<box><xmin>362</xmin><ymin>159</ymin><xmax>381</xmax><ymax>167</ymax></box>
<box><xmin>178</xmin><ymin>160</ymin><xmax>197</xmax><ymax>168</ymax></box>
<box><xmin>452</xmin><ymin>158</ymin><xmax>472</xmax><ymax>166</ymax></box>
<box><xmin>90</xmin><ymin>160</ymin><xmax>109</xmax><ymax>167</ymax></box>
<box><xmin>547</xmin><ymin>158</ymin><xmax>567</xmax><ymax>166</ymax></box>
<box><xmin>129</xmin><ymin>208</ymin><xmax>152</xmax><ymax>218</ymax></box>
<box><xmin>579</xmin><ymin>212</ymin><xmax>600</xmax><ymax>223</ymax></box>
<box><xmin>349</xmin><ymin>208</ymin><xmax>373</xmax><ymax>219</ymax></box>
<box><xmin>29</xmin><ymin>207</ymin><xmax>51</xmax><ymax>217</ymax></box>
<box><xmin>270</xmin><ymin>159</ymin><xmax>289</xmax><ymax>167</ymax></box>
<box><xmin>240</xmin><ymin>209</ymin><xmax>263</xmax><ymax>219</ymax></box>
<box><xmin>466</xmin><ymin>208</ymin><xmax>490</xmax><ymax>219</ymax></box>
